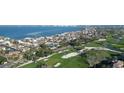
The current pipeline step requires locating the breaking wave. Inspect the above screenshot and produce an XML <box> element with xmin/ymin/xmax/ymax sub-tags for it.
<box><xmin>26</xmin><ymin>32</ymin><xmax>42</xmax><ymax>36</ymax></box>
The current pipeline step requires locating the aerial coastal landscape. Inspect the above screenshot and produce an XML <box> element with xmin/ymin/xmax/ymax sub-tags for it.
<box><xmin>0</xmin><ymin>25</ymin><xmax>124</xmax><ymax>68</ymax></box>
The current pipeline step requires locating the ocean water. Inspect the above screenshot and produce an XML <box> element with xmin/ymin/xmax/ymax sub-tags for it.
<box><xmin>0</xmin><ymin>25</ymin><xmax>81</xmax><ymax>39</ymax></box>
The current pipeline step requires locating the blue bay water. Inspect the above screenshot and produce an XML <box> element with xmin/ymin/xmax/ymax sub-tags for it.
<box><xmin>0</xmin><ymin>25</ymin><xmax>81</xmax><ymax>39</ymax></box>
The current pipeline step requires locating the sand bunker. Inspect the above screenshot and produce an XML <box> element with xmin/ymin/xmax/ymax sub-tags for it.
<box><xmin>62</xmin><ymin>52</ymin><xmax>79</xmax><ymax>59</ymax></box>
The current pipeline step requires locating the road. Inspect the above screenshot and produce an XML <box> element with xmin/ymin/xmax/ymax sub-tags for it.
<box><xmin>16</xmin><ymin>53</ymin><xmax>56</xmax><ymax>68</ymax></box>
<box><xmin>84</xmin><ymin>47</ymin><xmax>122</xmax><ymax>53</ymax></box>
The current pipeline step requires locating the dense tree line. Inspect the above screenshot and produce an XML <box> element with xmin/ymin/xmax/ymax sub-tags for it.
<box><xmin>35</xmin><ymin>44</ymin><xmax>53</xmax><ymax>57</ymax></box>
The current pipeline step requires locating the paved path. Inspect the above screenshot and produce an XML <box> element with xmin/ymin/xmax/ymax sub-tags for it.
<box><xmin>84</xmin><ymin>47</ymin><xmax>122</xmax><ymax>53</ymax></box>
<box><xmin>62</xmin><ymin>47</ymin><xmax>122</xmax><ymax>59</ymax></box>
<box><xmin>17</xmin><ymin>53</ymin><xmax>57</xmax><ymax>68</ymax></box>
<box><xmin>16</xmin><ymin>60</ymin><xmax>33</xmax><ymax>68</ymax></box>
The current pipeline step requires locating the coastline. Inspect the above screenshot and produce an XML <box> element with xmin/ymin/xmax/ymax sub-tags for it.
<box><xmin>1</xmin><ymin>25</ymin><xmax>124</xmax><ymax>68</ymax></box>
<box><xmin>0</xmin><ymin>26</ymin><xmax>81</xmax><ymax>40</ymax></box>
<box><xmin>0</xmin><ymin>30</ymin><xmax>80</xmax><ymax>41</ymax></box>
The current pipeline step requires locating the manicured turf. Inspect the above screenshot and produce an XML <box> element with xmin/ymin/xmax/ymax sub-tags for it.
<box><xmin>44</xmin><ymin>52</ymin><xmax>89</xmax><ymax>68</ymax></box>
<box><xmin>21</xmin><ymin>62</ymin><xmax>42</xmax><ymax>68</ymax></box>
<box><xmin>22</xmin><ymin>63</ymin><xmax>37</xmax><ymax>68</ymax></box>
<box><xmin>59</xmin><ymin>56</ymin><xmax>89</xmax><ymax>68</ymax></box>
<box><xmin>85</xmin><ymin>41</ymin><xmax>102</xmax><ymax>47</ymax></box>
<box><xmin>22</xmin><ymin>52</ymin><xmax>89</xmax><ymax>68</ymax></box>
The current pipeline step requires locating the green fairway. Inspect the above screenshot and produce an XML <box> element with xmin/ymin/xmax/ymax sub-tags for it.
<box><xmin>85</xmin><ymin>41</ymin><xmax>102</xmax><ymax>47</ymax></box>
<box><xmin>59</xmin><ymin>56</ymin><xmax>89</xmax><ymax>68</ymax></box>
<box><xmin>45</xmin><ymin>52</ymin><xmax>89</xmax><ymax>68</ymax></box>
<box><xmin>21</xmin><ymin>62</ymin><xmax>43</xmax><ymax>68</ymax></box>
<box><xmin>22</xmin><ymin>63</ymin><xmax>38</xmax><ymax>68</ymax></box>
<box><xmin>22</xmin><ymin>52</ymin><xmax>89</xmax><ymax>68</ymax></box>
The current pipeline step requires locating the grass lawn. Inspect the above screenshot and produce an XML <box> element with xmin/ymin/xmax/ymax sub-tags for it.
<box><xmin>22</xmin><ymin>51</ymin><xmax>89</xmax><ymax>68</ymax></box>
<box><xmin>112</xmin><ymin>44</ymin><xmax>124</xmax><ymax>48</ymax></box>
<box><xmin>85</xmin><ymin>41</ymin><xmax>102</xmax><ymax>47</ymax></box>
<box><xmin>21</xmin><ymin>62</ymin><xmax>43</xmax><ymax>68</ymax></box>
<box><xmin>59</xmin><ymin>56</ymin><xmax>89</xmax><ymax>68</ymax></box>
<box><xmin>45</xmin><ymin>53</ymin><xmax>89</xmax><ymax>68</ymax></box>
<box><xmin>22</xmin><ymin>63</ymin><xmax>38</xmax><ymax>68</ymax></box>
